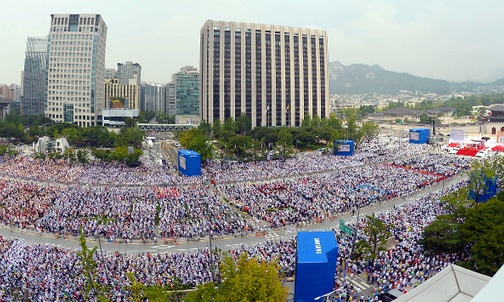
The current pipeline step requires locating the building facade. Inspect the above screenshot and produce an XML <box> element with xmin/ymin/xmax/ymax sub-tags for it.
<box><xmin>117</xmin><ymin>61</ymin><xmax>141</xmax><ymax>86</ymax></box>
<box><xmin>45</xmin><ymin>14</ymin><xmax>108</xmax><ymax>127</ymax></box>
<box><xmin>22</xmin><ymin>36</ymin><xmax>48</xmax><ymax>115</ymax></box>
<box><xmin>174</xmin><ymin>66</ymin><xmax>200</xmax><ymax>116</ymax></box>
<box><xmin>200</xmin><ymin>20</ymin><xmax>329</xmax><ymax>127</ymax></box>
<box><xmin>165</xmin><ymin>82</ymin><xmax>176</xmax><ymax>116</ymax></box>
<box><xmin>140</xmin><ymin>82</ymin><xmax>165</xmax><ymax>112</ymax></box>
<box><xmin>104</xmin><ymin>78</ymin><xmax>140</xmax><ymax>110</ymax></box>
<box><xmin>104</xmin><ymin>68</ymin><xmax>116</xmax><ymax>80</ymax></box>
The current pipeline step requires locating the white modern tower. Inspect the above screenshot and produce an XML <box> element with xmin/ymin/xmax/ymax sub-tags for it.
<box><xmin>45</xmin><ymin>14</ymin><xmax>107</xmax><ymax>127</ymax></box>
<box><xmin>200</xmin><ymin>20</ymin><xmax>329</xmax><ymax>128</ymax></box>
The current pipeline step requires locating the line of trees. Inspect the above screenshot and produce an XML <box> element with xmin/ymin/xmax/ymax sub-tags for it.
<box><xmin>420</xmin><ymin>157</ymin><xmax>504</xmax><ymax>276</ymax></box>
<box><xmin>179</xmin><ymin>110</ymin><xmax>379</xmax><ymax>162</ymax></box>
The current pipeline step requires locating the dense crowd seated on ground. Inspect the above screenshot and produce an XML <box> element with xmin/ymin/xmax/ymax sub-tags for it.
<box><xmin>217</xmin><ymin>155</ymin><xmax>471</xmax><ymax>227</ymax></box>
<box><xmin>0</xmin><ymin>138</ymin><xmax>435</xmax><ymax>187</ymax></box>
<box><xmin>0</xmin><ymin>180</ymin><xmax>255</xmax><ymax>240</ymax></box>
<box><xmin>0</xmin><ymin>181</ymin><xmax>470</xmax><ymax>301</ymax></box>
<box><xmin>0</xmin><ymin>139</ymin><xmax>479</xmax><ymax>300</ymax></box>
<box><xmin>155</xmin><ymin>186</ymin><xmax>256</xmax><ymax>239</ymax></box>
<box><xmin>0</xmin><ymin>143</ymin><xmax>474</xmax><ymax>240</ymax></box>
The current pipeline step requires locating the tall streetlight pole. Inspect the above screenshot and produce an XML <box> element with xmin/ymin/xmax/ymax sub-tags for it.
<box><xmin>351</xmin><ymin>207</ymin><xmax>361</xmax><ymax>257</ymax></box>
<box><xmin>205</xmin><ymin>202</ymin><xmax>215</xmax><ymax>283</ymax></box>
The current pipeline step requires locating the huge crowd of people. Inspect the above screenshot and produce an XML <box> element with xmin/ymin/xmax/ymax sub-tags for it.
<box><xmin>0</xmin><ymin>180</ymin><xmax>471</xmax><ymax>301</ymax></box>
<box><xmin>0</xmin><ymin>138</ymin><xmax>481</xmax><ymax>300</ymax></box>
<box><xmin>218</xmin><ymin>154</ymin><xmax>471</xmax><ymax>227</ymax></box>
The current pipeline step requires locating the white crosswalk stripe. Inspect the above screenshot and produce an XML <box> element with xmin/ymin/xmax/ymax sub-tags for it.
<box><xmin>337</xmin><ymin>275</ymin><xmax>372</xmax><ymax>292</ymax></box>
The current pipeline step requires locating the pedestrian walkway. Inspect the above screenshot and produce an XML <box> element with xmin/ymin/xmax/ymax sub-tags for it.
<box><xmin>337</xmin><ymin>275</ymin><xmax>372</xmax><ymax>292</ymax></box>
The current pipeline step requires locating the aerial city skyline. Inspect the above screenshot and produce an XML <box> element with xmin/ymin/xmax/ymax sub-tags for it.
<box><xmin>16</xmin><ymin>12</ymin><xmax>333</xmax><ymax>127</ymax></box>
<box><xmin>2</xmin><ymin>0</ymin><xmax>504</xmax><ymax>86</ymax></box>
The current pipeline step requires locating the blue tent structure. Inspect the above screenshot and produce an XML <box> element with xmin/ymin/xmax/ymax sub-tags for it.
<box><xmin>409</xmin><ymin>128</ymin><xmax>430</xmax><ymax>144</ymax></box>
<box><xmin>333</xmin><ymin>140</ymin><xmax>354</xmax><ymax>156</ymax></box>
<box><xmin>294</xmin><ymin>231</ymin><xmax>338</xmax><ymax>302</ymax></box>
<box><xmin>177</xmin><ymin>150</ymin><xmax>201</xmax><ymax>176</ymax></box>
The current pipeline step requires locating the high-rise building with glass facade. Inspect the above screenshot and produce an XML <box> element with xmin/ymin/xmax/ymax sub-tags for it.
<box><xmin>140</xmin><ymin>82</ymin><xmax>165</xmax><ymax>112</ymax></box>
<box><xmin>117</xmin><ymin>61</ymin><xmax>141</xmax><ymax>86</ymax></box>
<box><xmin>45</xmin><ymin>14</ymin><xmax>107</xmax><ymax>127</ymax></box>
<box><xmin>174</xmin><ymin>66</ymin><xmax>199</xmax><ymax>116</ymax></box>
<box><xmin>200</xmin><ymin>20</ymin><xmax>329</xmax><ymax>127</ymax></box>
<box><xmin>22</xmin><ymin>36</ymin><xmax>48</xmax><ymax>115</ymax></box>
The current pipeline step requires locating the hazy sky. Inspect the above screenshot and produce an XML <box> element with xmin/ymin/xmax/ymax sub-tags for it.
<box><xmin>2</xmin><ymin>0</ymin><xmax>504</xmax><ymax>85</ymax></box>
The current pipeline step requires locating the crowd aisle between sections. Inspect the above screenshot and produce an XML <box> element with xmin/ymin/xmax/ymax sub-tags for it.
<box><xmin>0</xmin><ymin>140</ymin><xmax>479</xmax><ymax>301</ymax></box>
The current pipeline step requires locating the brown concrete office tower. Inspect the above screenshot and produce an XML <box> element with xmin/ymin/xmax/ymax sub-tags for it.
<box><xmin>200</xmin><ymin>20</ymin><xmax>329</xmax><ymax>128</ymax></box>
<box><xmin>45</xmin><ymin>14</ymin><xmax>107</xmax><ymax>127</ymax></box>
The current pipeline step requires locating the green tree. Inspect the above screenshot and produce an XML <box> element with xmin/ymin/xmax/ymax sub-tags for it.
<box><xmin>236</xmin><ymin>113</ymin><xmax>252</xmax><ymax>135</ymax></box>
<box><xmin>185</xmin><ymin>254</ymin><xmax>288</xmax><ymax>302</ymax></box>
<box><xmin>62</xmin><ymin>127</ymin><xmax>83</xmax><ymax>146</ymax></box>
<box><xmin>76</xmin><ymin>230</ymin><xmax>109</xmax><ymax>301</ymax></box>
<box><xmin>227</xmin><ymin>135</ymin><xmax>253</xmax><ymax>157</ymax></box>
<box><xmin>109</xmin><ymin>146</ymin><xmax>142</xmax><ymax>166</ymax></box>
<box><xmin>355</xmin><ymin>213</ymin><xmax>392</xmax><ymax>267</ymax></box>
<box><xmin>420</xmin><ymin>214</ymin><xmax>464</xmax><ymax>254</ymax></box>
<box><xmin>199</xmin><ymin>120</ymin><xmax>213</xmax><ymax>137</ymax></box>
<box><xmin>277</xmin><ymin>128</ymin><xmax>293</xmax><ymax>159</ymax></box>
<box><xmin>92</xmin><ymin>149</ymin><xmax>112</xmax><ymax>162</ymax></box>
<box><xmin>345</xmin><ymin>115</ymin><xmax>359</xmax><ymax>141</ymax></box>
<box><xmin>0</xmin><ymin>145</ymin><xmax>17</xmax><ymax>157</ymax></box>
<box><xmin>32</xmin><ymin>151</ymin><xmax>47</xmax><ymax>160</ymax></box>
<box><xmin>310</xmin><ymin>114</ymin><xmax>321</xmax><ymax>128</ymax></box>
<box><xmin>359</xmin><ymin>121</ymin><xmax>379</xmax><ymax>144</ymax></box>
<box><xmin>223</xmin><ymin>117</ymin><xmax>237</xmax><ymax>133</ymax></box>
<box><xmin>76</xmin><ymin>149</ymin><xmax>90</xmax><ymax>164</ymax></box>
<box><xmin>358</xmin><ymin>105</ymin><xmax>375</xmax><ymax>117</ymax></box>
<box><xmin>212</xmin><ymin>119</ymin><xmax>222</xmax><ymax>138</ymax></box>
<box><xmin>124</xmin><ymin>117</ymin><xmax>137</xmax><ymax>127</ymax></box>
<box><xmin>116</xmin><ymin>127</ymin><xmax>144</xmax><ymax>148</ymax></box>
<box><xmin>460</xmin><ymin>198</ymin><xmax>504</xmax><ymax>275</ymax></box>
<box><xmin>183</xmin><ymin>282</ymin><xmax>218</xmax><ymax>302</ymax></box>
<box><xmin>62</xmin><ymin>147</ymin><xmax>77</xmax><ymax>163</ymax></box>
<box><xmin>178</xmin><ymin>128</ymin><xmax>214</xmax><ymax>161</ymax></box>
<box><xmin>327</xmin><ymin>114</ymin><xmax>343</xmax><ymax>131</ymax></box>
<box><xmin>138</xmin><ymin>110</ymin><xmax>156</xmax><ymax>123</ymax></box>
<box><xmin>301</xmin><ymin>112</ymin><xmax>311</xmax><ymax>127</ymax></box>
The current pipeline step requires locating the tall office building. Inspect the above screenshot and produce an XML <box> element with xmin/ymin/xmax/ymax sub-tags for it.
<box><xmin>22</xmin><ymin>36</ymin><xmax>48</xmax><ymax>115</ymax></box>
<box><xmin>140</xmin><ymin>82</ymin><xmax>165</xmax><ymax>112</ymax></box>
<box><xmin>117</xmin><ymin>61</ymin><xmax>141</xmax><ymax>86</ymax></box>
<box><xmin>200</xmin><ymin>20</ymin><xmax>329</xmax><ymax>128</ymax></box>
<box><xmin>45</xmin><ymin>14</ymin><xmax>107</xmax><ymax>127</ymax></box>
<box><xmin>104</xmin><ymin>68</ymin><xmax>116</xmax><ymax>80</ymax></box>
<box><xmin>174</xmin><ymin>66</ymin><xmax>199</xmax><ymax>116</ymax></box>
<box><xmin>165</xmin><ymin>83</ymin><xmax>176</xmax><ymax>116</ymax></box>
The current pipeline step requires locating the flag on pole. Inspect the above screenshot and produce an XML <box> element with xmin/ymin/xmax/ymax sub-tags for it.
<box><xmin>265</xmin><ymin>104</ymin><xmax>269</xmax><ymax>113</ymax></box>
<box><xmin>286</xmin><ymin>104</ymin><xmax>290</xmax><ymax>113</ymax></box>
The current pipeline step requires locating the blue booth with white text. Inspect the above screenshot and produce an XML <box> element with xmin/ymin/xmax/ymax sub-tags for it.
<box><xmin>294</xmin><ymin>231</ymin><xmax>339</xmax><ymax>302</ymax></box>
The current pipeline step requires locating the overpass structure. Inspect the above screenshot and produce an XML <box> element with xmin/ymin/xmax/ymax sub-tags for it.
<box><xmin>137</xmin><ymin>123</ymin><xmax>195</xmax><ymax>131</ymax></box>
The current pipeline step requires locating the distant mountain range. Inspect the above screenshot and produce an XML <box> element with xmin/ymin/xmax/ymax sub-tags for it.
<box><xmin>328</xmin><ymin>61</ymin><xmax>504</xmax><ymax>95</ymax></box>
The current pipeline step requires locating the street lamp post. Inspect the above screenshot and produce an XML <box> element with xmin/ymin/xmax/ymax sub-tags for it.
<box><xmin>351</xmin><ymin>207</ymin><xmax>361</xmax><ymax>257</ymax></box>
<box><xmin>97</xmin><ymin>237</ymin><xmax>109</xmax><ymax>286</ymax></box>
<box><xmin>205</xmin><ymin>202</ymin><xmax>215</xmax><ymax>283</ymax></box>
